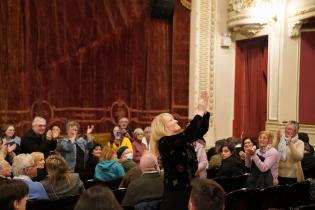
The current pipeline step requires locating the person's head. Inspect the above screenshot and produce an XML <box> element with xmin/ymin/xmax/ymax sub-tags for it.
<box><xmin>117</xmin><ymin>146</ymin><xmax>132</xmax><ymax>160</ymax></box>
<box><xmin>30</xmin><ymin>152</ymin><xmax>45</xmax><ymax>169</ymax></box>
<box><xmin>45</xmin><ymin>155</ymin><xmax>70</xmax><ymax>185</ymax></box>
<box><xmin>111</xmin><ymin>126</ymin><xmax>122</xmax><ymax>141</ymax></box>
<box><xmin>299</xmin><ymin>132</ymin><xmax>310</xmax><ymax>144</ymax></box>
<box><xmin>32</xmin><ymin>116</ymin><xmax>47</xmax><ymax>135</ymax></box>
<box><xmin>100</xmin><ymin>148</ymin><xmax>116</xmax><ymax>161</ymax></box>
<box><xmin>12</xmin><ymin>154</ymin><xmax>37</xmax><ymax>178</ymax></box>
<box><xmin>150</xmin><ymin>113</ymin><xmax>181</xmax><ymax>157</ymax></box>
<box><xmin>118</xmin><ymin>117</ymin><xmax>129</xmax><ymax>129</ymax></box>
<box><xmin>285</xmin><ymin>120</ymin><xmax>299</xmax><ymax>138</ymax></box>
<box><xmin>133</xmin><ymin>128</ymin><xmax>144</xmax><ymax>141</ymax></box>
<box><xmin>219</xmin><ymin>141</ymin><xmax>234</xmax><ymax>160</ymax></box>
<box><xmin>144</xmin><ymin>126</ymin><xmax>151</xmax><ymax>141</ymax></box>
<box><xmin>74</xmin><ymin>185</ymin><xmax>122</xmax><ymax>210</ymax></box>
<box><xmin>139</xmin><ymin>151</ymin><xmax>160</xmax><ymax>173</ymax></box>
<box><xmin>2</xmin><ymin>124</ymin><xmax>16</xmax><ymax>139</ymax></box>
<box><xmin>51</xmin><ymin>125</ymin><xmax>61</xmax><ymax>137</ymax></box>
<box><xmin>66</xmin><ymin>121</ymin><xmax>80</xmax><ymax>137</ymax></box>
<box><xmin>0</xmin><ymin>179</ymin><xmax>28</xmax><ymax>210</ymax></box>
<box><xmin>242</xmin><ymin>137</ymin><xmax>256</xmax><ymax>150</ymax></box>
<box><xmin>258</xmin><ymin>131</ymin><xmax>274</xmax><ymax>148</ymax></box>
<box><xmin>189</xmin><ymin>178</ymin><xmax>225</xmax><ymax>210</ymax></box>
<box><xmin>0</xmin><ymin>159</ymin><xmax>12</xmax><ymax>178</ymax></box>
<box><xmin>215</xmin><ymin>139</ymin><xmax>227</xmax><ymax>154</ymax></box>
<box><xmin>89</xmin><ymin>143</ymin><xmax>103</xmax><ymax>158</ymax></box>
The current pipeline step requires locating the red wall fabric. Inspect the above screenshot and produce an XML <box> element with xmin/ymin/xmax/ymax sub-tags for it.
<box><xmin>299</xmin><ymin>30</ymin><xmax>315</xmax><ymax>124</ymax></box>
<box><xmin>0</xmin><ymin>0</ymin><xmax>190</xmax><ymax>134</ymax></box>
<box><xmin>233</xmin><ymin>36</ymin><xmax>268</xmax><ymax>138</ymax></box>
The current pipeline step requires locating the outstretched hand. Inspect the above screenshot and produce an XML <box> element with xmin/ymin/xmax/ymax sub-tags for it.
<box><xmin>87</xmin><ymin>125</ymin><xmax>94</xmax><ymax>134</ymax></box>
<box><xmin>197</xmin><ymin>90</ymin><xmax>209</xmax><ymax>116</ymax></box>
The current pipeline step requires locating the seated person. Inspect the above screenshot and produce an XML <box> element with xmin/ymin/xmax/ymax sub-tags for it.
<box><xmin>189</xmin><ymin>178</ymin><xmax>225</xmax><ymax>210</ymax></box>
<box><xmin>12</xmin><ymin>154</ymin><xmax>48</xmax><ymax>200</ymax></box>
<box><xmin>0</xmin><ymin>179</ymin><xmax>28</xmax><ymax>210</ymax></box>
<box><xmin>117</xmin><ymin>146</ymin><xmax>136</xmax><ymax>172</ymax></box>
<box><xmin>74</xmin><ymin>185</ymin><xmax>122</xmax><ymax>210</ymax></box>
<box><xmin>108</xmin><ymin>126</ymin><xmax>133</xmax><ymax>153</ymax></box>
<box><xmin>208</xmin><ymin>139</ymin><xmax>226</xmax><ymax>170</ymax></box>
<box><xmin>216</xmin><ymin>140</ymin><xmax>246</xmax><ymax>178</ymax></box>
<box><xmin>41</xmin><ymin>155</ymin><xmax>85</xmax><ymax>200</ymax></box>
<box><xmin>302</xmin><ymin>142</ymin><xmax>315</xmax><ymax>177</ymax></box>
<box><xmin>132</xmin><ymin>128</ymin><xmax>147</xmax><ymax>163</ymax></box>
<box><xmin>122</xmin><ymin>151</ymin><xmax>164</xmax><ymax>207</ymax></box>
<box><xmin>84</xmin><ymin>143</ymin><xmax>103</xmax><ymax>180</ymax></box>
<box><xmin>0</xmin><ymin>159</ymin><xmax>12</xmax><ymax>180</ymax></box>
<box><xmin>94</xmin><ymin>148</ymin><xmax>125</xmax><ymax>182</ymax></box>
<box><xmin>30</xmin><ymin>152</ymin><xmax>47</xmax><ymax>182</ymax></box>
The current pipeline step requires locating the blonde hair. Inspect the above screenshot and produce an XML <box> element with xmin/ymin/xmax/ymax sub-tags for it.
<box><xmin>259</xmin><ymin>130</ymin><xmax>274</xmax><ymax>144</ymax></box>
<box><xmin>31</xmin><ymin>152</ymin><xmax>44</xmax><ymax>166</ymax></box>
<box><xmin>150</xmin><ymin>113</ymin><xmax>172</xmax><ymax>157</ymax></box>
<box><xmin>100</xmin><ymin>148</ymin><xmax>116</xmax><ymax>161</ymax></box>
<box><xmin>66</xmin><ymin>120</ymin><xmax>80</xmax><ymax>131</ymax></box>
<box><xmin>45</xmin><ymin>155</ymin><xmax>71</xmax><ymax>185</ymax></box>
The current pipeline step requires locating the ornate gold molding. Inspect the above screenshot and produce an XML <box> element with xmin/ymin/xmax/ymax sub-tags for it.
<box><xmin>288</xmin><ymin>21</ymin><xmax>304</xmax><ymax>38</ymax></box>
<box><xmin>287</xmin><ymin>1</ymin><xmax>315</xmax><ymax>37</ymax></box>
<box><xmin>235</xmin><ymin>23</ymin><xmax>265</xmax><ymax>38</ymax></box>
<box><xmin>288</xmin><ymin>5</ymin><xmax>315</xmax><ymax>18</ymax></box>
<box><xmin>180</xmin><ymin>0</ymin><xmax>191</xmax><ymax>10</ymax></box>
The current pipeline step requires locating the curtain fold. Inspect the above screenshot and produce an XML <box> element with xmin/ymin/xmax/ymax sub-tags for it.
<box><xmin>234</xmin><ymin>36</ymin><xmax>268</xmax><ymax>138</ymax></box>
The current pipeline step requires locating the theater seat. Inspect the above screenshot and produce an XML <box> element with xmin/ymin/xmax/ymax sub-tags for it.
<box><xmin>225</xmin><ymin>188</ymin><xmax>258</xmax><ymax>210</ymax></box>
<box><xmin>26</xmin><ymin>195</ymin><xmax>80</xmax><ymax>210</ymax></box>
<box><xmin>256</xmin><ymin>185</ymin><xmax>290</xmax><ymax>210</ymax></box>
<box><xmin>83</xmin><ymin>177</ymin><xmax>122</xmax><ymax>190</ymax></box>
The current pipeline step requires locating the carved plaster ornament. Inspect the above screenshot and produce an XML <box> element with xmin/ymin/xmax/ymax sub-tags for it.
<box><xmin>288</xmin><ymin>21</ymin><xmax>304</xmax><ymax>38</ymax></box>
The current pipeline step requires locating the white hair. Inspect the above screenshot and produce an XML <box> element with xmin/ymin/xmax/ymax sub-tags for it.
<box><xmin>12</xmin><ymin>154</ymin><xmax>34</xmax><ymax>176</ymax></box>
<box><xmin>32</xmin><ymin>116</ymin><xmax>46</xmax><ymax>126</ymax></box>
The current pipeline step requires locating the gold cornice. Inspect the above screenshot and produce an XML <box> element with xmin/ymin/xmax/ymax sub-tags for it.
<box><xmin>288</xmin><ymin>6</ymin><xmax>315</xmax><ymax>18</ymax></box>
<box><xmin>227</xmin><ymin>15</ymin><xmax>256</xmax><ymax>23</ymax></box>
<box><xmin>209</xmin><ymin>0</ymin><xmax>216</xmax><ymax>127</ymax></box>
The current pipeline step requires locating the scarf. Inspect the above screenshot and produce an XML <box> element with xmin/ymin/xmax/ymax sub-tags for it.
<box><xmin>260</xmin><ymin>144</ymin><xmax>273</xmax><ymax>154</ymax></box>
<box><xmin>278</xmin><ymin>134</ymin><xmax>299</xmax><ymax>161</ymax></box>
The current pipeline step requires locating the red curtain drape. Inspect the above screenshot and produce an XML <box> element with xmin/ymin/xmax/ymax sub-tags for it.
<box><xmin>233</xmin><ymin>36</ymin><xmax>268</xmax><ymax>138</ymax></box>
<box><xmin>299</xmin><ymin>30</ymin><xmax>315</xmax><ymax>124</ymax></box>
<box><xmin>0</xmin><ymin>0</ymin><xmax>190</xmax><ymax>134</ymax></box>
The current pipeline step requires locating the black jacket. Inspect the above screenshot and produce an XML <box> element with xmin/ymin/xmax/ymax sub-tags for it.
<box><xmin>21</xmin><ymin>129</ymin><xmax>57</xmax><ymax>157</ymax></box>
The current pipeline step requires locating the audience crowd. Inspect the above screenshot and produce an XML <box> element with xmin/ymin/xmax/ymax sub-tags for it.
<box><xmin>0</xmin><ymin>115</ymin><xmax>314</xmax><ymax>210</ymax></box>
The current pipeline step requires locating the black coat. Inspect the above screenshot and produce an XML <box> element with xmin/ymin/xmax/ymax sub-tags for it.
<box><xmin>20</xmin><ymin>129</ymin><xmax>57</xmax><ymax>157</ymax></box>
<box><xmin>159</xmin><ymin>112</ymin><xmax>210</xmax><ymax>191</ymax></box>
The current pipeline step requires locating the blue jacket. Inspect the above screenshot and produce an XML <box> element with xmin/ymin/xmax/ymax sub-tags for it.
<box><xmin>94</xmin><ymin>160</ymin><xmax>125</xmax><ymax>182</ymax></box>
<box><xmin>59</xmin><ymin>137</ymin><xmax>94</xmax><ymax>172</ymax></box>
<box><xmin>14</xmin><ymin>177</ymin><xmax>49</xmax><ymax>200</ymax></box>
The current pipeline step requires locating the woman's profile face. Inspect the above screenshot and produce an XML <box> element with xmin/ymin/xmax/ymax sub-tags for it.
<box><xmin>165</xmin><ymin>114</ymin><xmax>181</xmax><ymax>134</ymax></box>
<box><xmin>221</xmin><ymin>146</ymin><xmax>232</xmax><ymax>160</ymax></box>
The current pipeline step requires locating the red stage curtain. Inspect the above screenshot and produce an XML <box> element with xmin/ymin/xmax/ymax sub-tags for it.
<box><xmin>234</xmin><ymin>36</ymin><xmax>268</xmax><ymax>138</ymax></box>
<box><xmin>0</xmin><ymin>0</ymin><xmax>190</xmax><ymax>134</ymax></box>
<box><xmin>299</xmin><ymin>30</ymin><xmax>315</xmax><ymax>124</ymax></box>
